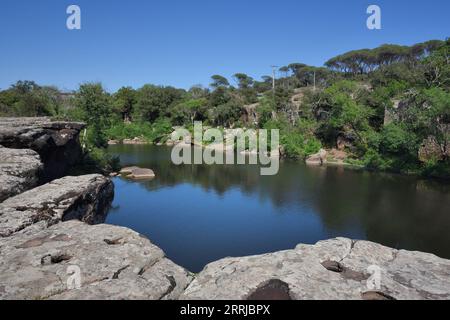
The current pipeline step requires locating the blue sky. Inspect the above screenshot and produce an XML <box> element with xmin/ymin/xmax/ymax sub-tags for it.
<box><xmin>0</xmin><ymin>0</ymin><xmax>448</xmax><ymax>92</ymax></box>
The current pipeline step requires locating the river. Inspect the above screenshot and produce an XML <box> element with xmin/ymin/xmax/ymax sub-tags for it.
<box><xmin>106</xmin><ymin>144</ymin><xmax>450</xmax><ymax>272</ymax></box>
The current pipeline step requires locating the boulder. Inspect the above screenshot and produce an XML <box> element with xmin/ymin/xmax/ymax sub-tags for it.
<box><xmin>120</xmin><ymin>167</ymin><xmax>156</xmax><ymax>180</ymax></box>
<box><xmin>0</xmin><ymin>117</ymin><xmax>86</xmax><ymax>182</ymax></box>
<box><xmin>127</xmin><ymin>168</ymin><xmax>156</xmax><ymax>180</ymax></box>
<box><xmin>306</xmin><ymin>148</ymin><xmax>327</xmax><ymax>166</ymax></box>
<box><xmin>0</xmin><ymin>174</ymin><xmax>114</xmax><ymax>238</ymax></box>
<box><xmin>0</xmin><ymin>147</ymin><xmax>43</xmax><ymax>202</ymax></box>
<box><xmin>181</xmin><ymin>238</ymin><xmax>450</xmax><ymax>300</ymax></box>
<box><xmin>0</xmin><ymin>220</ymin><xmax>193</xmax><ymax>300</ymax></box>
<box><xmin>119</xmin><ymin>166</ymin><xmax>140</xmax><ymax>175</ymax></box>
<box><xmin>336</xmin><ymin>134</ymin><xmax>355</xmax><ymax>151</ymax></box>
<box><xmin>418</xmin><ymin>136</ymin><xmax>446</xmax><ymax>162</ymax></box>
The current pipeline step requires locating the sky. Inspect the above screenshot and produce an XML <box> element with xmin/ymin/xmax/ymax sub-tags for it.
<box><xmin>0</xmin><ymin>0</ymin><xmax>449</xmax><ymax>92</ymax></box>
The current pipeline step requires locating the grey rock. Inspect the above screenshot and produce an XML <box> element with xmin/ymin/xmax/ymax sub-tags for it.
<box><xmin>0</xmin><ymin>221</ymin><xmax>193</xmax><ymax>300</ymax></box>
<box><xmin>305</xmin><ymin>148</ymin><xmax>327</xmax><ymax>166</ymax></box>
<box><xmin>0</xmin><ymin>147</ymin><xmax>43</xmax><ymax>202</ymax></box>
<box><xmin>181</xmin><ymin>238</ymin><xmax>450</xmax><ymax>300</ymax></box>
<box><xmin>120</xmin><ymin>167</ymin><xmax>156</xmax><ymax>180</ymax></box>
<box><xmin>0</xmin><ymin>117</ymin><xmax>86</xmax><ymax>181</ymax></box>
<box><xmin>0</xmin><ymin>174</ymin><xmax>114</xmax><ymax>238</ymax></box>
<box><xmin>418</xmin><ymin>135</ymin><xmax>449</xmax><ymax>162</ymax></box>
<box><xmin>119</xmin><ymin>166</ymin><xmax>140</xmax><ymax>175</ymax></box>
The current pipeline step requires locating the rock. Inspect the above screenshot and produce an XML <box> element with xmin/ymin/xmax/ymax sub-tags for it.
<box><xmin>181</xmin><ymin>238</ymin><xmax>450</xmax><ymax>300</ymax></box>
<box><xmin>241</xmin><ymin>103</ymin><xmax>259</xmax><ymax>126</ymax></box>
<box><xmin>122</xmin><ymin>137</ymin><xmax>148</xmax><ymax>145</ymax></box>
<box><xmin>204</xmin><ymin>143</ymin><xmax>234</xmax><ymax>153</ymax></box>
<box><xmin>120</xmin><ymin>167</ymin><xmax>156</xmax><ymax>180</ymax></box>
<box><xmin>0</xmin><ymin>220</ymin><xmax>193</xmax><ymax>300</ymax></box>
<box><xmin>0</xmin><ymin>174</ymin><xmax>114</xmax><ymax>238</ymax></box>
<box><xmin>127</xmin><ymin>168</ymin><xmax>156</xmax><ymax>180</ymax></box>
<box><xmin>328</xmin><ymin>148</ymin><xmax>347</xmax><ymax>161</ymax></box>
<box><xmin>384</xmin><ymin>100</ymin><xmax>400</xmax><ymax>125</ymax></box>
<box><xmin>326</xmin><ymin>148</ymin><xmax>348</xmax><ymax>166</ymax></box>
<box><xmin>336</xmin><ymin>133</ymin><xmax>355</xmax><ymax>151</ymax></box>
<box><xmin>306</xmin><ymin>148</ymin><xmax>327</xmax><ymax>166</ymax></box>
<box><xmin>108</xmin><ymin>140</ymin><xmax>119</xmax><ymax>145</ymax></box>
<box><xmin>418</xmin><ymin>135</ymin><xmax>446</xmax><ymax>162</ymax></box>
<box><xmin>119</xmin><ymin>166</ymin><xmax>140</xmax><ymax>175</ymax></box>
<box><xmin>0</xmin><ymin>117</ymin><xmax>86</xmax><ymax>182</ymax></box>
<box><xmin>0</xmin><ymin>147</ymin><xmax>43</xmax><ymax>202</ymax></box>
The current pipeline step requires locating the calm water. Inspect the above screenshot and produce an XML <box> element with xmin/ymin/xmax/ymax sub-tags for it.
<box><xmin>106</xmin><ymin>144</ymin><xmax>450</xmax><ymax>272</ymax></box>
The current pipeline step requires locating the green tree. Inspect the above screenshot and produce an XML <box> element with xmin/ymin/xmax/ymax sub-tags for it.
<box><xmin>171</xmin><ymin>98</ymin><xmax>208</xmax><ymax>125</ymax></box>
<box><xmin>135</xmin><ymin>85</ymin><xmax>184</xmax><ymax>122</ymax></box>
<box><xmin>0</xmin><ymin>81</ymin><xmax>62</xmax><ymax>116</ymax></box>
<box><xmin>113</xmin><ymin>86</ymin><xmax>137</xmax><ymax>122</ymax></box>
<box><xmin>210</xmin><ymin>75</ymin><xmax>230</xmax><ymax>89</ymax></box>
<box><xmin>75</xmin><ymin>83</ymin><xmax>111</xmax><ymax>148</ymax></box>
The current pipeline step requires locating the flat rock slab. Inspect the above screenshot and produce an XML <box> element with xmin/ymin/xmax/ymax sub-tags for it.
<box><xmin>120</xmin><ymin>167</ymin><xmax>156</xmax><ymax>180</ymax></box>
<box><xmin>0</xmin><ymin>147</ymin><xmax>43</xmax><ymax>202</ymax></box>
<box><xmin>119</xmin><ymin>166</ymin><xmax>140</xmax><ymax>174</ymax></box>
<box><xmin>0</xmin><ymin>174</ymin><xmax>114</xmax><ymax>238</ymax></box>
<box><xmin>181</xmin><ymin>238</ymin><xmax>450</xmax><ymax>300</ymax></box>
<box><xmin>127</xmin><ymin>168</ymin><xmax>155</xmax><ymax>179</ymax></box>
<box><xmin>0</xmin><ymin>220</ymin><xmax>193</xmax><ymax>300</ymax></box>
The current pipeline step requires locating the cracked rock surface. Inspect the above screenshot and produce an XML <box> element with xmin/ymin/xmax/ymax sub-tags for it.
<box><xmin>0</xmin><ymin>174</ymin><xmax>114</xmax><ymax>238</ymax></box>
<box><xmin>0</xmin><ymin>147</ymin><xmax>43</xmax><ymax>202</ymax></box>
<box><xmin>0</xmin><ymin>221</ymin><xmax>193</xmax><ymax>300</ymax></box>
<box><xmin>181</xmin><ymin>238</ymin><xmax>450</xmax><ymax>300</ymax></box>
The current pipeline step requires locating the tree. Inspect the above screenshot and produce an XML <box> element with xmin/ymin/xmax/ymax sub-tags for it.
<box><xmin>189</xmin><ymin>85</ymin><xmax>209</xmax><ymax>99</ymax></box>
<box><xmin>210</xmin><ymin>75</ymin><xmax>230</xmax><ymax>89</ymax></box>
<box><xmin>113</xmin><ymin>86</ymin><xmax>136</xmax><ymax>122</ymax></box>
<box><xmin>421</xmin><ymin>40</ymin><xmax>449</xmax><ymax>88</ymax></box>
<box><xmin>135</xmin><ymin>85</ymin><xmax>185</xmax><ymax>122</ymax></box>
<box><xmin>0</xmin><ymin>81</ymin><xmax>62</xmax><ymax>116</ymax></box>
<box><xmin>279</xmin><ymin>66</ymin><xmax>290</xmax><ymax>78</ymax></box>
<box><xmin>287</xmin><ymin>63</ymin><xmax>307</xmax><ymax>75</ymax></box>
<box><xmin>233</xmin><ymin>73</ymin><xmax>254</xmax><ymax>89</ymax></box>
<box><xmin>171</xmin><ymin>98</ymin><xmax>208</xmax><ymax>125</ymax></box>
<box><xmin>213</xmin><ymin>100</ymin><xmax>242</xmax><ymax>127</ymax></box>
<box><xmin>75</xmin><ymin>83</ymin><xmax>111</xmax><ymax>148</ymax></box>
<box><xmin>232</xmin><ymin>73</ymin><xmax>257</xmax><ymax>104</ymax></box>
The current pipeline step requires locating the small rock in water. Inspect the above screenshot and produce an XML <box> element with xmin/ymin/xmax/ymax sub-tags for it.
<box><xmin>119</xmin><ymin>166</ymin><xmax>140</xmax><ymax>175</ymax></box>
<box><xmin>120</xmin><ymin>166</ymin><xmax>156</xmax><ymax>180</ymax></box>
<box><xmin>128</xmin><ymin>168</ymin><xmax>156</xmax><ymax>180</ymax></box>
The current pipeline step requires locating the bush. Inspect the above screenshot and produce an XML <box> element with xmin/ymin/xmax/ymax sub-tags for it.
<box><xmin>362</xmin><ymin>149</ymin><xmax>391</xmax><ymax>171</ymax></box>
<box><xmin>106</xmin><ymin>118</ymin><xmax>173</xmax><ymax>143</ymax></box>
<box><xmin>264</xmin><ymin>118</ymin><xmax>322</xmax><ymax>159</ymax></box>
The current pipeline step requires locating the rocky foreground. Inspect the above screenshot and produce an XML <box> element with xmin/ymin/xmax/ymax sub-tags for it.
<box><xmin>1</xmin><ymin>117</ymin><xmax>449</xmax><ymax>300</ymax></box>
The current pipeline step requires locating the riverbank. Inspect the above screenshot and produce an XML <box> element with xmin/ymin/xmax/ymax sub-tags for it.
<box><xmin>1</xmin><ymin>118</ymin><xmax>449</xmax><ymax>300</ymax></box>
<box><xmin>109</xmin><ymin>134</ymin><xmax>353</xmax><ymax>162</ymax></box>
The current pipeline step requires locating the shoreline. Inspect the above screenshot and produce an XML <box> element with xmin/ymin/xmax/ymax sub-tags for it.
<box><xmin>1</xmin><ymin>118</ymin><xmax>449</xmax><ymax>300</ymax></box>
<box><xmin>109</xmin><ymin>139</ymin><xmax>450</xmax><ymax>181</ymax></box>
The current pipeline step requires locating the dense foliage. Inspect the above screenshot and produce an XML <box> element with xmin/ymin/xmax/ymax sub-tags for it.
<box><xmin>1</xmin><ymin>38</ymin><xmax>448</xmax><ymax>178</ymax></box>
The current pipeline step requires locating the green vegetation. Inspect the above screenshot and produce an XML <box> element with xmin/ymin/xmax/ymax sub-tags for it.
<box><xmin>106</xmin><ymin>118</ymin><xmax>173</xmax><ymax>143</ymax></box>
<box><xmin>1</xmin><ymin>38</ymin><xmax>448</xmax><ymax>178</ymax></box>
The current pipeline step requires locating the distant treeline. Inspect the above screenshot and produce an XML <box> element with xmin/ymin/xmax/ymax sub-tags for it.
<box><xmin>0</xmin><ymin>38</ymin><xmax>448</xmax><ymax>178</ymax></box>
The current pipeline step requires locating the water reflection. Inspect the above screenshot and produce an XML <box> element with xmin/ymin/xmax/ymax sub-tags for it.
<box><xmin>107</xmin><ymin>144</ymin><xmax>450</xmax><ymax>272</ymax></box>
